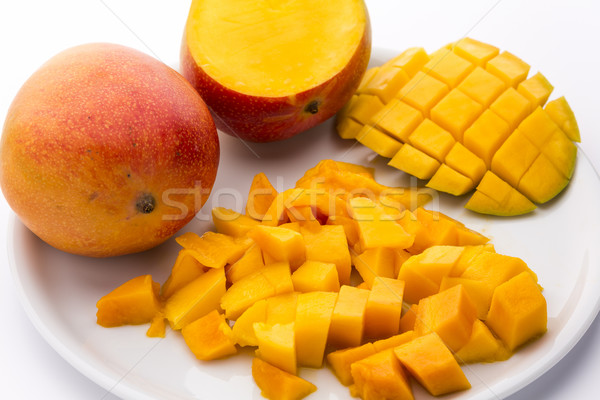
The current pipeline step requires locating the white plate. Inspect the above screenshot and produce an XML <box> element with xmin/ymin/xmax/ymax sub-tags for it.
<box><xmin>8</xmin><ymin>53</ymin><xmax>600</xmax><ymax>399</ymax></box>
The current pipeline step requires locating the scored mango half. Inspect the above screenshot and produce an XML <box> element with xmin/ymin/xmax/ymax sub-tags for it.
<box><xmin>336</xmin><ymin>37</ymin><xmax>580</xmax><ymax>216</ymax></box>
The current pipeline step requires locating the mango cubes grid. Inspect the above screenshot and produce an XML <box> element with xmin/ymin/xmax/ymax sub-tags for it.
<box><xmin>337</xmin><ymin>37</ymin><xmax>580</xmax><ymax>216</ymax></box>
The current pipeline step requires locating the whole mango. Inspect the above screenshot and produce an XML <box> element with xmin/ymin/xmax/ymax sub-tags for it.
<box><xmin>0</xmin><ymin>43</ymin><xmax>219</xmax><ymax>257</ymax></box>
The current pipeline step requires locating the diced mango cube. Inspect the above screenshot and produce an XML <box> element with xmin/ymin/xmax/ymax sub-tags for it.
<box><xmin>364</xmin><ymin>277</ymin><xmax>405</xmax><ymax>339</ymax></box>
<box><xmin>361</xmin><ymin>65</ymin><xmax>410</xmax><ymax>103</ymax></box>
<box><xmin>347</xmin><ymin>94</ymin><xmax>385</xmax><ymax>125</ymax></box>
<box><xmin>221</xmin><ymin>262</ymin><xmax>293</xmax><ymax>320</ymax></box>
<box><xmin>431</xmin><ymin>88</ymin><xmax>483</xmax><ymax>141</ymax></box>
<box><xmin>486</xmin><ymin>272</ymin><xmax>547</xmax><ymax>351</ymax></box>
<box><xmin>248</xmin><ymin>225</ymin><xmax>306</xmax><ymax>270</ymax></box>
<box><xmin>175</xmin><ymin>231</ymin><xmax>251</xmax><ymax>269</ymax></box>
<box><xmin>408</xmin><ymin>119</ymin><xmax>455</xmax><ymax>162</ymax></box>
<box><xmin>232</xmin><ymin>299</ymin><xmax>267</xmax><ymax>347</ymax></box>
<box><xmin>327</xmin><ymin>215</ymin><xmax>360</xmax><ymax>247</ymax></box>
<box><xmin>302</xmin><ymin>225</ymin><xmax>351</xmax><ymax>285</ymax></box>
<box><xmin>212</xmin><ymin>207</ymin><xmax>261</xmax><ymax>237</ymax></box>
<box><xmin>453</xmin><ymin>37</ymin><xmax>499</xmax><ymax>66</ymax></box>
<box><xmin>397</xmin><ymin>71</ymin><xmax>449</xmax><ymax>117</ymax></box>
<box><xmin>454</xmin><ymin>319</ymin><xmax>503</xmax><ymax>364</ymax></box>
<box><xmin>329</xmin><ymin>285</ymin><xmax>370</xmax><ymax>348</ymax></box>
<box><xmin>295</xmin><ymin>291</ymin><xmax>338</xmax><ymax>367</ymax></box>
<box><xmin>291</xmin><ymin>260</ymin><xmax>340</xmax><ymax>293</ymax></box>
<box><xmin>395</xmin><ymin>332</ymin><xmax>471</xmax><ymax>396</ymax></box>
<box><xmin>457</xmin><ymin>66</ymin><xmax>506</xmax><ymax>107</ymax></box>
<box><xmin>356</xmin><ymin>125</ymin><xmax>403</xmax><ymax>158</ymax></box>
<box><xmin>541</xmin><ymin>128</ymin><xmax>577</xmax><ymax>179</ymax></box>
<box><xmin>245</xmin><ymin>172</ymin><xmax>278</xmax><ymax>220</ymax></box>
<box><xmin>489</xmin><ymin>87</ymin><xmax>532</xmax><ymax>129</ymax></box>
<box><xmin>370</xmin><ymin>99</ymin><xmax>423</xmax><ymax>142</ymax></box>
<box><xmin>351</xmin><ymin>349</ymin><xmax>414</xmax><ymax>400</ymax></box>
<box><xmin>463</xmin><ymin>109</ymin><xmax>511</xmax><ymax>168</ymax></box>
<box><xmin>161</xmin><ymin>249</ymin><xmax>206</xmax><ymax>299</ymax></box>
<box><xmin>181</xmin><ymin>310</ymin><xmax>237</xmax><ymax>361</ymax></box>
<box><xmin>226</xmin><ymin>243</ymin><xmax>265</xmax><ymax>284</ymax></box>
<box><xmin>518</xmin><ymin>153</ymin><xmax>569</xmax><ymax>204</ymax></box>
<box><xmin>426</xmin><ymin>164</ymin><xmax>474</xmax><ymax>196</ymax></box>
<box><xmin>336</xmin><ymin>116</ymin><xmax>363</xmax><ymax>139</ymax></box>
<box><xmin>261</xmin><ymin>188</ymin><xmax>304</xmax><ymax>226</ymax></box>
<box><xmin>414</xmin><ymin>284</ymin><xmax>478</xmax><ymax>352</ymax></box>
<box><xmin>163</xmin><ymin>267</ymin><xmax>226</xmax><ymax>329</ymax></box>
<box><xmin>517</xmin><ymin>72</ymin><xmax>553</xmax><ymax>108</ymax></box>
<box><xmin>388</xmin><ymin>143</ymin><xmax>441</xmax><ymax>180</ymax></box>
<box><xmin>491</xmin><ymin>129</ymin><xmax>539</xmax><ymax>187</ymax></box>
<box><xmin>383</xmin><ymin>47</ymin><xmax>430</xmax><ymax>78</ymax></box>
<box><xmin>352</xmin><ymin>247</ymin><xmax>396</xmax><ymax>287</ymax></box>
<box><xmin>252</xmin><ymin>358</ymin><xmax>316</xmax><ymax>400</ymax></box>
<box><xmin>486</xmin><ymin>51</ymin><xmax>531</xmax><ymax>87</ymax></box>
<box><xmin>544</xmin><ymin>96</ymin><xmax>580</xmax><ymax>142</ymax></box>
<box><xmin>439</xmin><ymin>276</ymin><xmax>491</xmax><ymax>319</ymax></box>
<box><xmin>96</xmin><ymin>274</ymin><xmax>162</xmax><ymax>327</ymax></box>
<box><xmin>357</xmin><ymin>68</ymin><xmax>381</xmax><ymax>93</ymax></box>
<box><xmin>423</xmin><ymin>48</ymin><xmax>475</xmax><ymax>88</ymax></box>
<box><xmin>266</xmin><ymin>292</ymin><xmax>298</xmax><ymax>325</ymax></box>
<box><xmin>349</xmin><ymin>197</ymin><xmax>414</xmax><ymax>251</ymax></box>
<box><xmin>445</xmin><ymin>142</ymin><xmax>487</xmax><ymax>184</ymax></box>
<box><xmin>327</xmin><ymin>342</ymin><xmax>377</xmax><ymax>386</ymax></box>
<box><xmin>254</xmin><ymin>322</ymin><xmax>297</xmax><ymax>375</ymax></box>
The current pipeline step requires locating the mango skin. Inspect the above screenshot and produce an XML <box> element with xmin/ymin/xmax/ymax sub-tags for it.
<box><xmin>179</xmin><ymin>6</ymin><xmax>372</xmax><ymax>142</ymax></box>
<box><xmin>0</xmin><ymin>43</ymin><xmax>220</xmax><ymax>257</ymax></box>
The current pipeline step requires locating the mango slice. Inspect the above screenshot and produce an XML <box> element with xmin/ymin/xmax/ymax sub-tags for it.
<box><xmin>254</xmin><ymin>322</ymin><xmax>297</xmax><ymax>375</ymax></box>
<box><xmin>337</xmin><ymin>37</ymin><xmax>579</xmax><ymax>216</ymax></box>
<box><xmin>329</xmin><ymin>285</ymin><xmax>370</xmax><ymax>348</ymax></box>
<box><xmin>485</xmin><ymin>271</ymin><xmax>547</xmax><ymax>351</ymax></box>
<box><xmin>395</xmin><ymin>332</ymin><xmax>471</xmax><ymax>396</ymax></box>
<box><xmin>295</xmin><ymin>291</ymin><xmax>338</xmax><ymax>368</ymax></box>
<box><xmin>350</xmin><ymin>349</ymin><xmax>414</xmax><ymax>400</ymax></box>
<box><xmin>252</xmin><ymin>358</ymin><xmax>316</xmax><ymax>400</ymax></box>
<box><xmin>181</xmin><ymin>310</ymin><xmax>237</xmax><ymax>361</ymax></box>
<box><xmin>96</xmin><ymin>275</ymin><xmax>161</xmax><ymax>327</ymax></box>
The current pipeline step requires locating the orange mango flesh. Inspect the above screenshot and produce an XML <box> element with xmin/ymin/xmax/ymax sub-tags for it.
<box><xmin>337</xmin><ymin>37</ymin><xmax>579</xmax><ymax>216</ymax></box>
<box><xmin>185</xmin><ymin>0</ymin><xmax>367</xmax><ymax>97</ymax></box>
<box><xmin>97</xmin><ymin>159</ymin><xmax>548</xmax><ymax>400</ymax></box>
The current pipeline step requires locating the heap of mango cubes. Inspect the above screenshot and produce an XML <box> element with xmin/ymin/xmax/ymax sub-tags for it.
<box><xmin>97</xmin><ymin>160</ymin><xmax>548</xmax><ymax>400</ymax></box>
<box><xmin>336</xmin><ymin>37</ymin><xmax>580</xmax><ymax>216</ymax></box>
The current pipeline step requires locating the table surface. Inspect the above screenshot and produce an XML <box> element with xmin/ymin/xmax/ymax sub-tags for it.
<box><xmin>1</xmin><ymin>1</ymin><xmax>599</xmax><ymax>399</ymax></box>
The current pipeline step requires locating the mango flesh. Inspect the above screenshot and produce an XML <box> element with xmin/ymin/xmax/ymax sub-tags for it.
<box><xmin>251</xmin><ymin>358</ymin><xmax>316</xmax><ymax>400</ymax></box>
<box><xmin>97</xmin><ymin>159</ymin><xmax>548</xmax><ymax>400</ymax></box>
<box><xmin>0</xmin><ymin>43</ymin><xmax>219</xmax><ymax>257</ymax></box>
<box><xmin>337</xmin><ymin>37</ymin><xmax>579</xmax><ymax>216</ymax></box>
<box><xmin>181</xmin><ymin>0</ymin><xmax>371</xmax><ymax>142</ymax></box>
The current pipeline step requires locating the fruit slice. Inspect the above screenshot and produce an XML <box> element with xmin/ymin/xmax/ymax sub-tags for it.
<box><xmin>182</xmin><ymin>0</ymin><xmax>371</xmax><ymax>142</ymax></box>
<box><xmin>337</xmin><ymin>37</ymin><xmax>579</xmax><ymax>216</ymax></box>
<box><xmin>252</xmin><ymin>358</ymin><xmax>316</xmax><ymax>400</ymax></box>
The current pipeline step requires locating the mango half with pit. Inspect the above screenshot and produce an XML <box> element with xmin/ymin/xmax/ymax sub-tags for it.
<box><xmin>336</xmin><ymin>38</ymin><xmax>580</xmax><ymax>216</ymax></box>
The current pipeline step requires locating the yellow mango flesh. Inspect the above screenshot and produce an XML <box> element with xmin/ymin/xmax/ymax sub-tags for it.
<box><xmin>186</xmin><ymin>0</ymin><xmax>366</xmax><ymax>97</ymax></box>
<box><xmin>327</xmin><ymin>343</ymin><xmax>377</xmax><ymax>386</ymax></box>
<box><xmin>395</xmin><ymin>332</ymin><xmax>471</xmax><ymax>396</ymax></box>
<box><xmin>350</xmin><ymin>349</ymin><xmax>414</xmax><ymax>400</ymax></box>
<box><xmin>226</xmin><ymin>243</ymin><xmax>265</xmax><ymax>284</ymax></box>
<box><xmin>414</xmin><ymin>284</ymin><xmax>478</xmax><ymax>352</ymax></box>
<box><xmin>246</xmin><ymin>172</ymin><xmax>278</xmax><ymax>220</ymax></box>
<box><xmin>232</xmin><ymin>299</ymin><xmax>267</xmax><ymax>347</ymax></box>
<box><xmin>454</xmin><ymin>319</ymin><xmax>505</xmax><ymax>364</ymax></box>
<box><xmin>363</xmin><ymin>277</ymin><xmax>405</xmax><ymax>339</ymax></box>
<box><xmin>181</xmin><ymin>310</ymin><xmax>237</xmax><ymax>361</ymax></box>
<box><xmin>248</xmin><ymin>225</ymin><xmax>306</xmax><ymax>270</ymax></box>
<box><xmin>486</xmin><ymin>272</ymin><xmax>547</xmax><ymax>351</ymax></box>
<box><xmin>352</xmin><ymin>247</ymin><xmax>396</xmax><ymax>288</ymax></box>
<box><xmin>161</xmin><ymin>249</ymin><xmax>206</xmax><ymax>299</ymax></box>
<box><xmin>163</xmin><ymin>267</ymin><xmax>226</xmax><ymax>330</ymax></box>
<box><xmin>329</xmin><ymin>285</ymin><xmax>370</xmax><ymax>348</ymax></box>
<box><xmin>254</xmin><ymin>322</ymin><xmax>297</xmax><ymax>375</ymax></box>
<box><xmin>212</xmin><ymin>207</ymin><xmax>260</xmax><ymax>237</ymax></box>
<box><xmin>337</xmin><ymin>37</ymin><xmax>579</xmax><ymax>216</ymax></box>
<box><xmin>301</xmin><ymin>225</ymin><xmax>351</xmax><ymax>285</ymax></box>
<box><xmin>295</xmin><ymin>291</ymin><xmax>338</xmax><ymax>368</ymax></box>
<box><xmin>252</xmin><ymin>358</ymin><xmax>316</xmax><ymax>400</ymax></box>
<box><xmin>220</xmin><ymin>262</ymin><xmax>293</xmax><ymax>320</ymax></box>
<box><xmin>291</xmin><ymin>260</ymin><xmax>340</xmax><ymax>293</ymax></box>
<box><xmin>96</xmin><ymin>275</ymin><xmax>162</xmax><ymax>327</ymax></box>
<box><xmin>176</xmin><ymin>231</ymin><xmax>251</xmax><ymax>269</ymax></box>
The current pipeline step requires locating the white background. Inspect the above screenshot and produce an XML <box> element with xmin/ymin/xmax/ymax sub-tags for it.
<box><xmin>1</xmin><ymin>0</ymin><xmax>599</xmax><ymax>399</ymax></box>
